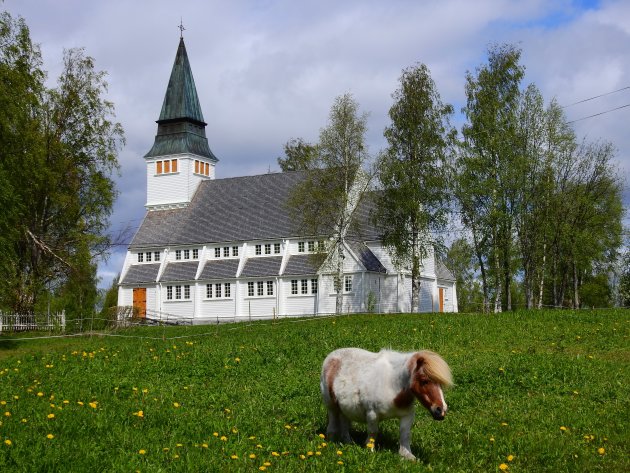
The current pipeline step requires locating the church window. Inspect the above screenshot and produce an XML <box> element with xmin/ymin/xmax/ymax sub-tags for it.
<box><xmin>164</xmin><ymin>160</ymin><xmax>170</xmax><ymax>173</ymax></box>
<box><xmin>344</xmin><ymin>275</ymin><xmax>353</xmax><ymax>293</ymax></box>
<box><xmin>146</xmin><ymin>252</ymin><xmax>152</xmax><ymax>262</ymax></box>
<box><xmin>175</xmin><ymin>250</ymin><xmax>182</xmax><ymax>260</ymax></box>
<box><xmin>257</xmin><ymin>281</ymin><xmax>264</xmax><ymax>296</ymax></box>
<box><xmin>192</xmin><ymin>249</ymin><xmax>198</xmax><ymax>259</ymax></box>
<box><xmin>175</xmin><ymin>286</ymin><xmax>182</xmax><ymax>300</ymax></box>
<box><xmin>308</xmin><ymin>241</ymin><xmax>315</xmax><ymax>252</ymax></box>
<box><xmin>255</xmin><ymin>245</ymin><xmax>262</xmax><ymax>255</ymax></box>
<box><xmin>248</xmin><ymin>282</ymin><xmax>254</xmax><ymax>297</ymax></box>
<box><xmin>215</xmin><ymin>283</ymin><xmax>221</xmax><ymax>298</ymax></box>
<box><xmin>137</xmin><ymin>253</ymin><xmax>144</xmax><ymax>263</ymax></box>
<box><xmin>311</xmin><ymin>279</ymin><xmax>318</xmax><ymax>294</ymax></box>
<box><xmin>205</xmin><ymin>163</ymin><xmax>210</xmax><ymax>175</ymax></box>
<box><xmin>157</xmin><ymin>161</ymin><xmax>163</xmax><ymax>174</ymax></box>
<box><xmin>206</xmin><ymin>284</ymin><xmax>213</xmax><ymax>298</ymax></box>
<box><xmin>154</xmin><ymin>251</ymin><xmax>161</xmax><ymax>262</ymax></box>
<box><xmin>183</xmin><ymin>249</ymin><xmax>190</xmax><ymax>259</ymax></box>
<box><xmin>274</xmin><ymin>243</ymin><xmax>281</xmax><ymax>254</ymax></box>
<box><xmin>267</xmin><ymin>280</ymin><xmax>274</xmax><ymax>296</ymax></box>
<box><xmin>195</xmin><ymin>160</ymin><xmax>199</xmax><ymax>173</ymax></box>
<box><xmin>184</xmin><ymin>285</ymin><xmax>190</xmax><ymax>299</ymax></box>
<box><xmin>265</xmin><ymin>244</ymin><xmax>271</xmax><ymax>255</ymax></box>
<box><xmin>291</xmin><ymin>280</ymin><xmax>298</xmax><ymax>295</ymax></box>
<box><xmin>232</xmin><ymin>246</ymin><xmax>239</xmax><ymax>257</ymax></box>
<box><xmin>171</xmin><ymin>159</ymin><xmax>178</xmax><ymax>172</ymax></box>
<box><xmin>224</xmin><ymin>283</ymin><xmax>231</xmax><ymax>298</ymax></box>
<box><xmin>215</xmin><ymin>248</ymin><xmax>220</xmax><ymax>258</ymax></box>
<box><xmin>298</xmin><ymin>242</ymin><xmax>305</xmax><ymax>253</ymax></box>
<box><xmin>167</xmin><ymin>286</ymin><xmax>173</xmax><ymax>300</ymax></box>
<box><xmin>223</xmin><ymin>247</ymin><xmax>229</xmax><ymax>257</ymax></box>
<box><xmin>301</xmin><ymin>279</ymin><xmax>308</xmax><ymax>294</ymax></box>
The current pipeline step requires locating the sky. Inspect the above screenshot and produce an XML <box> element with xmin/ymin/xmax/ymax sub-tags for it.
<box><xmin>4</xmin><ymin>0</ymin><xmax>630</xmax><ymax>290</ymax></box>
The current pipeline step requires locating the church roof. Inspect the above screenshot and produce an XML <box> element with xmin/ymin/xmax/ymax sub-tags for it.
<box><xmin>129</xmin><ymin>171</ymin><xmax>380</xmax><ymax>249</ymax></box>
<box><xmin>144</xmin><ymin>37</ymin><xmax>218</xmax><ymax>161</ymax></box>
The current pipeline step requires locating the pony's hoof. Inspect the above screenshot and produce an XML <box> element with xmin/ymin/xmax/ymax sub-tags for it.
<box><xmin>399</xmin><ymin>448</ymin><xmax>417</xmax><ymax>461</ymax></box>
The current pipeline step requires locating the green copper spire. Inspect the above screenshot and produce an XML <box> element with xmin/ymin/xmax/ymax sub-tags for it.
<box><xmin>145</xmin><ymin>37</ymin><xmax>218</xmax><ymax>161</ymax></box>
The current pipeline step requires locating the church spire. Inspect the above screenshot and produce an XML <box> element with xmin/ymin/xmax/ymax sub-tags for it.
<box><xmin>145</xmin><ymin>36</ymin><xmax>217</xmax><ymax>161</ymax></box>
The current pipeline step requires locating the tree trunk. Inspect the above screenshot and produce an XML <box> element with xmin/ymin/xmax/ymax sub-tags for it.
<box><xmin>537</xmin><ymin>241</ymin><xmax>547</xmax><ymax>309</ymax></box>
<box><xmin>573</xmin><ymin>260</ymin><xmax>580</xmax><ymax>309</ymax></box>
<box><xmin>335</xmin><ymin>240</ymin><xmax>345</xmax><ymax>314</ymax></box>
<box><xmin>493</xmin><ymin>249</ymin><xmax>502</xmax><ymax>313</ymax></box>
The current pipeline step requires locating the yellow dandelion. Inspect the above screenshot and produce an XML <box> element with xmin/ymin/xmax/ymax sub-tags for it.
<box><xmin>272</xmin><ymin>451</ymin><xmax>280</xmax><ymax>457</ymax></box>
<box><xmin>367</xmin><ymin>442</ymin><xmax>375</xmax><ymax>449</ymax></box>
<box><xmin>264</xmin><ymin>462</ymin><xmax>271</xmax><ymax>466</ymax></box>
<box><xmin>142</xmin><ymin>389</ymin><xmax>148</xmax><ymax>394</ymax></box>
<box><xmin>89</xmin><ymin>402</ymin><xmax>97</xmax><ymax>409</ymax></box>
<box><xmin>501</xmin><ymin>422</ymin><xmax>508</xmax><ymax>426</ymax></box>
<box><xmin>337</xmin><ymin>461</ymin><xmax>344</xmax><ymax>465</ymax></box>
<box><xmin>319</xmin><ymin>433</ymin><xmax>325</xmax><ymax>439</ymax></box>
<box><xmin>13</xmin><ymin>396</ymin><xmax>18</xmax><ymax>400</ymax></box>
<box><xmin>176</xmin><ymin>443</ymin><xmax>183</xmax><ymax>447</ymax></box>
<box><xmin>249</xmin><ymin>454</ymin><xmax>256</xmax><ymax>459</ymax></box>
<box><xmin>230</xmin><ymin>454</ymin><xmax>238</xmax><ymax>459</ymax></box>
<box><xmin>47</xmin><ymin>413</ymin><xmax>55</xmax><ymax>419</ymax></box>
<box><xmin>21</xmin><ymin>418</ymin><xmax>27</xmax><ymax>423</ymax></box>
<box><xmin>77</xmin><ymin>401</ymin><xmax>84</xmax><ymax>406</ymax></box>
<box><xmin>249</xmin><ymin>436</ymin><xmax>256</xmax><ymax>440</ymax></box>
<box><xmin>46</xmin><ymin>434</ymin><xmax>54</xmax><ymax>440</ymax></box>
<box><xmin>213</xmin><ymin>432</ymin><xmax>219</xmax><ymax>437</ymax></box>
<box><xmin>315</xmin><ymin>451</ymin><xmax>322</xmax><ymax>456</ymax></box>
<box><xmin>598</xmin><ymin>447</ymin><xmax>605</xmax><ymax>455</ymax></box>
<box><xmin>560</xmin><ymin>426</ymin><xmax>568</xmax><ymax>431</ymax></box>
<box><xmin>256</xmin><ymin>444</ymin><xmax>262</xmax><ymax>448</ymax></box>
<box><xmin>259</xmin><ymin>467</ymin><xmax>266</xmax><ymax>472</ymax></box>
<box><xmin>490</xmin><ymin>437</ymin><xmax>495</xmax><ymax>442</ymax></box>
<box><xmin>499</xmin><ymin>464</ymin><xmax>509</xmax><ymax>471</ymax></box>
<box><xmin>321</xmin><ymin>442</ymin><xmax>327</xmax><ymax>447</ymax></box>
<box><xmin>4</xmin><ymin>439</ymin><xmax>12</xmax><ymax>446</ymax></box>
<box><xmin>0</xmin><ymin>401</ymin><xmax>5</xmax><ymax>405</ymax></box>
<box><xmin>220</xmin><ymin>436</ymin><xmax>227</xmax><ymax>441</ymax></box>
<box><xmin>163</xmin><ymin>447</ymin><xmax>170</xmax><ymax>452</ymax></box>
<box><xmin>284</xmin><ymin>424</ymin><xmax>292</xmax><ymax>429</ymax></box>
<box><xmin>337</xmin><ymin>450</ymin><xmax>343</xmax><ymax>456</ymax></box>
<box><xmin>173</xmin><ymin>454</ymin><xmax>180</xmax><ymax>459</ymax></box>
<box><xmin>299</xmin><ymin>454</ymin><xmax>306</xmax><ymax>460</ymax></box>
<box><xmin>235</xmin><ymin>357</ymin><xmax>241</xmax><ymax>362</ymax></box>
<box><xmin>231</xmin><ymin>427</ymin><xmax>238</xmax><ymax>433</ymax></box>
<box><xmin>507</xmin><ymin>454</ymin><xmax>514</xmax><ymax>461</ymax></box>
<box><xmin>4</xmin><ymin>412</ymin><xmax>10</xmax><ymax>417</ymax></box>
<box><xmin>202</xmin><ymin>443</ymin><xmax>208</xmax><ymax>448</ymax></box>
<box><xmin>37</xmin><ymin>392</ymin><xmax>44</xmax><ymax>397</ymax></box>
<box><xmin>63</xmin><ymin>400</ymin><xmax>69</xmax><ymax>404</ymax></box>
<box><xmin>173</xmin><ymin>402</ymin><xmax>180</xmax><ymax>408</ymax></box>
<box><xmin>138</xmin><ymin>449</ymin><xmax>146</xmax><ymax>455</ymax></box>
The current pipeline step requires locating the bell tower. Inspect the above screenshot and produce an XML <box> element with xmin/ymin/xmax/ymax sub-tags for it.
<box><xmin>144</xmin><ymin>36</ymin><xmax>218</xmax><ymax>210</ymax></box>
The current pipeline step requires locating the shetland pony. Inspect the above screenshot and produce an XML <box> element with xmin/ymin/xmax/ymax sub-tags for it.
<box><xmin>320</xmin><ymin>348</ymin><xmax>453</xmax><ymax>460</ymax></box>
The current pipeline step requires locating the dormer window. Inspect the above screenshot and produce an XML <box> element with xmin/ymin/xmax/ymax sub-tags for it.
<box><xmin>194</xmin><ymin>159</ymin><xmax>211</xmax><ymax>177</ymax></box>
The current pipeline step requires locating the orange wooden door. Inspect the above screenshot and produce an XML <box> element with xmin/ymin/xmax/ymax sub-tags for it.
<box><xmin>439</xmin><ymin>287</ymin><xmax>444</xmax><ymax>313</ymax></box>
<box><xmin>133</xmin><ymin>288</ymin><xmax>147</xmax><ymax>318</ymax></box>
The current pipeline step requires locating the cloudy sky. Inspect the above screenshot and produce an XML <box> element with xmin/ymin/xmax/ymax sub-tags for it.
<box><xmin>4</xmin><ymin>0</ymin><xmax>629</xmax><ymax>289</ymax></box>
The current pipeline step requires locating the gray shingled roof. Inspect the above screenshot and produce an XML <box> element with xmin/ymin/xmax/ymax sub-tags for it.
<box><xmin>160</xmin><ymin>261</ymin><xmax>199</xmax><ymax>282</ymax></box>
<box><xmin>129</xmin><ymin>171</ymin><xmax>380</xmax><ymax>249</ymax></box>
<box><xmin>283</xmin><ymin>254</ymin><xmax>321</xmax><ymax>276</ymax></box>
<box><xmin>240</xmin><ymin>257</ymin><xmax>283</xmax><ymax>277</ymax></box>
<box><xmin>198</xmin><ymin>259</ymin><xmax>239</xmax><ymax>280</ymax></box>
<box><xmin>346</xmin><ymin>240</ymin><xmax>387</xmax><ymax>273</ymax></box>
<box><xmin>436</xmin><ymin>261</ymin><xmax>456</xmax><ymax>281</ymax></box>
<box><xmin>120</xmin><ymin>264</ymin><xmax>161</xmax><ymax>284</ymax></box>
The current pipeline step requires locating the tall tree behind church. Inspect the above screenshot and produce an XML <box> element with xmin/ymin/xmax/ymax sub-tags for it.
<box><xmin>0</xmin><ymin>11</ymin><xmax>124</xmax><ymax>315</ymax></box>
<box><xmin>374</xmin><ymin>63</ymin><xmax>455</xmax><ymax>312</ymax></box>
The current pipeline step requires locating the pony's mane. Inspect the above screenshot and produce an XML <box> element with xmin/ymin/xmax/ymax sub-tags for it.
<box><xmin>415</xmin><ymin>350</ymin><xmax>453</xmax><ymax>387</ymax></box>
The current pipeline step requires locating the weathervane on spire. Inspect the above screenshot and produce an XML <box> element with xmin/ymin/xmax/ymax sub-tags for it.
<box><xmin>179</xmin><ymin>18</ymin><xmax>185</xmax><ymax>39</ymax></box>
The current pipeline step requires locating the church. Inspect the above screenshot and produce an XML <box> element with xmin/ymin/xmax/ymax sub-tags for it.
<box><xmin>117</xmin><ymin>37</ymin><xmax>458</xmax><ymax>323</ymax></box>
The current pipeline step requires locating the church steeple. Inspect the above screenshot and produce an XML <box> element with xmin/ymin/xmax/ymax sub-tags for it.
<box><xmin>145</xmin><ymin>37</ymin><xmax>218</xmax><ymax>161</ymax></box>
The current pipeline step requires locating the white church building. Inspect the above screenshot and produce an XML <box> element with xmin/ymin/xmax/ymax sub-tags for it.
<box><xmin>117</xmin><ymin>37</ymin><xmax>457</xmax><ymax>323</ymax></box>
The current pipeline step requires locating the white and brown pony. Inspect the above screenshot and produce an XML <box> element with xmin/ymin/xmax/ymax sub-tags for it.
<box><xmin>320</xmin><ymin>348</ymin><xmax>453</xmax><ymax>460</ymax></box>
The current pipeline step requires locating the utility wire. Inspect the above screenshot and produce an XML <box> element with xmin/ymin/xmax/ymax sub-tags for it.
<box><xmin>561</xmin><ymin>86</ymin><xmax>630</xmax><ymax>108</ymax></box>
<box><xmin>567</xmin><ymin>103</ymin><xmax>630</xmax><ymax>124</ymax></box>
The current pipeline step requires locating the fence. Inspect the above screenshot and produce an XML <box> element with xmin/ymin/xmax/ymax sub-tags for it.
<box><xmin>0</xmin><ymin>311</ymin><xmax>66</xmax><ymax>334</ymax></box>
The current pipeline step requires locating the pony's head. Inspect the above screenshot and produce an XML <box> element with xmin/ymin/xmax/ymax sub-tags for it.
<box><xmin>408</xmin><ymin>351</ymin><xmax>453</xmax><ymax>420</ymax></box>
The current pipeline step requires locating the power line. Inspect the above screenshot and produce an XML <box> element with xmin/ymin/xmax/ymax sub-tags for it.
<box><xmin>566</xmin><ymin>103</ymin><xmax>630</xmax><ymax>124</ymax></box>
<box><xmin>561</xmin><ymin>86</ymin><xmax>630</xmax><ymax>108</ymax></box>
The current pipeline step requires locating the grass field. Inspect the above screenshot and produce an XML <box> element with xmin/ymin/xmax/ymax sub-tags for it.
<box><xmin>0</xmin><ymin>309</ymin><xmax>628</xmax><ymax>472</ymax></box>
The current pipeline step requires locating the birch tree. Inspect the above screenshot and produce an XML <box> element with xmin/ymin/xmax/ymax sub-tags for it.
<box><xmin>289</xmin><ymin>93</ymin><xmax>370</xmax><ymax>314</ymax></box>
<box><xmin>374</xmin><ymin>63</ymin><xmax>455</xmax><ymax>312</ymax></box>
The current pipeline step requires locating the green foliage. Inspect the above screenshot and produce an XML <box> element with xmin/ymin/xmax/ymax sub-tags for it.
<box><xmin>277</xmin><ymin>138</ymin><xmax>320</xmax><ymax>172</ymax></box>
<box><xmin>375</xmin><ymin>63</ymin><xmax>455</xmax><ymax>311</ymax></box>
<box><xmin>0</xmin><ymin>11</ymin><xmax>124</xmax><ymax>313</ymax></box>
<box><xmin>288</xmin><ymin>93</ymin><xmax>371</xmax><ymax>312</ymax></box>
<box><xmin>0</xmin><ymin>310</ymin><xmax>627</xmax><ymax>471</ymax></box>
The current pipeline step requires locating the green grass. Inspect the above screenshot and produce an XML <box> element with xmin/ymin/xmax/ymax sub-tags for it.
<box><xmin>0</xmin><ymin>310</ymin><xmax>628</xmax><ymax>472</ymax></box>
